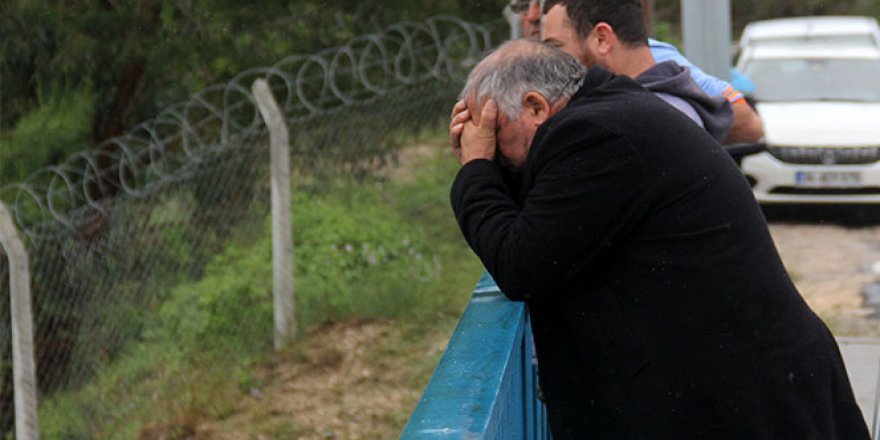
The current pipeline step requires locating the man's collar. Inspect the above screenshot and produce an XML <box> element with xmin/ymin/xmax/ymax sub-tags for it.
<box><xmin>570</xmin><ymin>66</ymin><xmax>617</xmax><ymax>102</ymax></box>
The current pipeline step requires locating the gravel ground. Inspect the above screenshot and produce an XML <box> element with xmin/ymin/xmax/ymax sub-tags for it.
<box><xmin>764</xmin><ymin>209</ymin><xmax>880</xmax><ymax>336</ymax></box>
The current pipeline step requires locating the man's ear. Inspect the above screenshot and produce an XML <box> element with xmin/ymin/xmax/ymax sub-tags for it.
<box><xmin>591</xmin><ymin>22</ymin><xmax>615</xmax><ymax>56</ymax></box>
<box><xmin>523</xmin><ymin>92</ymin><xmax>552</xmax><ymax>124</ymax></box>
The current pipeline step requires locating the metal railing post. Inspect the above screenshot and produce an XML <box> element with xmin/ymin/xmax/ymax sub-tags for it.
<box><xmin>251</xmin><ymin>79</ymin><xmax>296</xmax><ymax>350</ymax></box>
<box><xmin>872</xmin><ymin>362</ymin><xmax>880</xmax><ymax>439</ymax></box>
<box><xmin>401</xmin><ymin>273</ymin><xmax>551</xmax><ymax>439</ymax></box>
<box><xmin>0</xmin><ymin>202</ymin><xmax>38</xmax><ymax>439</ymax></box>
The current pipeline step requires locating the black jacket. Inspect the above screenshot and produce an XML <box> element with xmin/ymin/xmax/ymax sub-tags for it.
<box><xmin>451</xmin><ymin>67</ymin><xmax>869</xmax><ymax>439</ymax></box>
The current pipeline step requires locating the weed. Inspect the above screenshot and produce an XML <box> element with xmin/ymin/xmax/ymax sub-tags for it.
<box><xmin>38</xmin><ymin>140</ymin><xmax>482</xmax><ymax>437</ymax></box>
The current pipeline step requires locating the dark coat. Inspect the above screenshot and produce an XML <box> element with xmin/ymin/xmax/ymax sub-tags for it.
<box><xmin>450</xmin><ymin>67</ymin><xmax>869</xmax><ymax>440</ymax></box>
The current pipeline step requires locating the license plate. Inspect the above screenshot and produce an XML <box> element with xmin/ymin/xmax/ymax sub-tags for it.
<box><xmin>795</xmin><ymin>171</ymin><xmax>862</xmax><ymax>188</ymax></box>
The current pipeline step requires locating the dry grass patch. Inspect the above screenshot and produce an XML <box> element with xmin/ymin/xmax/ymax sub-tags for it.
<box><xmin>193</xmin><ymin>317</ymin><xmax>456</xmax><ymax>439</ymax></box>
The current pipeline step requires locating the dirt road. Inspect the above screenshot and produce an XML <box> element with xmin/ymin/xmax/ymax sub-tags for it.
<box><xmin>765</xmin><ymin>211</ymin><xmax>880</xmax><ymax>336</ymax></box>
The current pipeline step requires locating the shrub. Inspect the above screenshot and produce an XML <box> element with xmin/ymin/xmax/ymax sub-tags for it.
<box><xmin>38</xmin><ymin>147</ymin><xmax>483</xmax><ymax>437</ymax></box>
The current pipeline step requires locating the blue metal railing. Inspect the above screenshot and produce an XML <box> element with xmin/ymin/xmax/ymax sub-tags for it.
<box><xmin>401</xmin><ymin>273</ymin><xmax>552</xmax><ymax>439</ymax></box>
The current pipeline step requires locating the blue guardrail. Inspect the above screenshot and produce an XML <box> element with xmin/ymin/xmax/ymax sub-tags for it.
<box><xmin>400</xmin><ymin>273</ymin><xmax>552</xmax><ymax>439</ymax></box>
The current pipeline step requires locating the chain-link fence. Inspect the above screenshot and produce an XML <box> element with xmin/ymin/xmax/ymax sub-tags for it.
<box><xmin>0</xmin><ymin>15</ymin><xmax>499</xmax><ymax>437</ymax></box>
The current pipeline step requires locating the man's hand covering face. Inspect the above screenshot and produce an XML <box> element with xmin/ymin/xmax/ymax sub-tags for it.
<box><xmin>449</xmin><ymin>99</ymin><xmax>499</xmax><ymax>165</ymax></box>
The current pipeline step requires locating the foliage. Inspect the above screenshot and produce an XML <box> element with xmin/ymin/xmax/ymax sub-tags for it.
<box><xmin>0</xmin><ymin>0</ymin><xmax>507</xmax><ymax>186</ymax></box>
<box><xmin>37</xmin><ymin>144</ymin><xmax>481</xmax><ymax>436</ymax></box>
<box><xmin>651</xmin><ymin>0</ymin><xmax>880</xmax><ymax>40</ymax></box>
<box><xmin>153</xmin><ymin>233</ymin><xmax>275</xmax><ymax>353</ymax></box>
<box><xmin>292</xmin><ymin>183</ymin><xmax>444</xmax><ymax>328</ymax></box>
<box><xmin>155</xmin><ymin>154</ymin><xmax>470</xmax><ymax>346</ymax></box>
<box><xmin>0</xmin><ymin>87</ymin><xmax>95</xmax><ymax>183</ymax></box>
<box><xmin>728</xmin><ymin>0</ymin><xmax>880</xmax><ymax>34</ymax></box>
<box><xmin>3</xmin><ymin>0</ymin><xmax>879</xmax><ymax>187</ymax></box>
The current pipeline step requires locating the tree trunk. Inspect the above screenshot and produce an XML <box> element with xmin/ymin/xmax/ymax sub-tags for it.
<box><xmin>88</xmin><ymin>0</ymin><xmax>162</xmax><ymax>203</ymax></box>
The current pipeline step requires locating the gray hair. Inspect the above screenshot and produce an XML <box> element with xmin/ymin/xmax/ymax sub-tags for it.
<box><xmin>459</xmin><ymin>40</ymin><xmax>586</xmax><ymax>119</ymax></box>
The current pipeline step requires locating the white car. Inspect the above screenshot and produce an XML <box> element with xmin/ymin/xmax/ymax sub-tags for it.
<box><xmin>738</xmin><ymin>16</ymin><xmax>880</xmax><ymax>57</ymax></box>
<box><xmin>739</xmin><ymin>44</ymin><xmax>880</xmax><ymax>204</ymax></box>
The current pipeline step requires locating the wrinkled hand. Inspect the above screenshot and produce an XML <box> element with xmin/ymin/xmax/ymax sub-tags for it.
<box><xmin>458</xmin><ymin>99</ymin><xmax>498</xmax><ymax>165</ymax></box>
<box><xmin>449</xmin><ymin>100</ymin><xmax>470</xmax><ymax>163</ymax></box>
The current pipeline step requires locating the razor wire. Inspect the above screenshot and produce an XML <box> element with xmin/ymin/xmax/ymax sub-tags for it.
<box><xmin>0</xmin><ymin>15</ymin><xmax>499</xmax><ymax>437</ymax></box>
<box><xmin>0</xmin><ymin>15</ymin><xmax>492</xmax><ymax>239</ymax></box>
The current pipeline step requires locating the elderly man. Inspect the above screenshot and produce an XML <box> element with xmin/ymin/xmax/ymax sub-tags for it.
<box><xmin>449</xmin><ymin>39</ymin><xmax>869</xmax><ymax>439</ymax></box>
<box><xmin>542</xmin><ymin>0</ymin><xmax>764</xmax><ymax>144</ymax></box>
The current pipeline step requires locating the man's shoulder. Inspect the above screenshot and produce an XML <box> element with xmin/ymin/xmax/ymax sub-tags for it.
<box><xmin>547</xmin><ymin>87</ymin><xmax>635</xmax><ymax>140</ymax></box>
<box><xmin>648</xmin><ymin>38</ymin><xmax>687</xmax><ymax>64</ymax></box>
<box><xmin>529</xmin><ymin>84</ymin><xmax>673</xmax><ymax>167</ymax></box>
<box><xmin>647</xmin><ymin>39</ymin><xmax>739</xmax><ymax>101</ymax></box>
<box><xmin>533</xmin><ymin>67</ymin><xmax>695</xmax><ymax>151</ymax></box>
<box><xmin>541</xmin><ymin>75</ymin><xmax>715</xmax><ymax>161</ymax></box>
<box><xmin>562</xmin><ymin>73</ymin><xmax>682</xmax><ymax>127</ymax></box>
<box><xmin>565</xmin><ymin>68</ymin><xmax>656</xmax><ymax>115</ymax></box>
<box><xmin>638</xmin><ymin>60</ymin><xmax>686</xmax><ymax>80</ymax></box>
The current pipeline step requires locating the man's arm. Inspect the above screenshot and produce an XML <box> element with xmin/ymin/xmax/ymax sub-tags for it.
<box><xmin>451</xmin><ymin>119</ymin><xmax>647</xmax><ymax>301</ymax></box>
<box><xmin>725</xmin><ymin>100</ymin><xmax>765</xmax><ymax>144</ymax></box>
<box><xmin>649</xmin><ymin>39</ymin><xmax>764</xmax><ymax>144</ymax></box>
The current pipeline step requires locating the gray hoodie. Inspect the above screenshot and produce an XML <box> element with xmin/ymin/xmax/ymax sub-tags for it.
<box><xmin>636</xmin><ymin>60</ymin><xmax>734</xmax><ymax>143</ymax></box>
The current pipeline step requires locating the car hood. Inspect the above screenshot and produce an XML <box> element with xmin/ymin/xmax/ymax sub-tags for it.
<box><xmin>757</xmin><ymin>101</ymin><xmax>880</xmax><ymax>146</ymax></box>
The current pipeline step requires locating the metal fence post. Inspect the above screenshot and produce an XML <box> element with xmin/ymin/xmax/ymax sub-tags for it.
<box><xmin>251</xmin><ymin>79</ymin><xmax>296</xmax><ymax>350</ymax></box>
<box><xmin>0</xmin><ymin>202</ymin><xmax>38</xmax><ymax>439</ymax></box>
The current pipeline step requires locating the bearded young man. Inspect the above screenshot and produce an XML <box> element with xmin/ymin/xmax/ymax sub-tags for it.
<box><xmin>541</xmin><ymin>0</ymin><xmax>764</xmax><ymax>144</ymax></box>
<box><xmin>449</xmin><ymin>39</ymin><xmax>869</xmax><ymax>439</ymax></box>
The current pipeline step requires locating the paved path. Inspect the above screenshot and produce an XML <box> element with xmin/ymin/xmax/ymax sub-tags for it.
<box><xmin>838</xmin><ymin>337</ymin><xmax>880</xmax><ymax>433</ymax></box>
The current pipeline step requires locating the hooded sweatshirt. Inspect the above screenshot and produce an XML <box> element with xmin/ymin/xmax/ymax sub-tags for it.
<box><xmin>637</xmin><ymin>60</ymin><xmax>734</xmax><ymax>143</ymax></box>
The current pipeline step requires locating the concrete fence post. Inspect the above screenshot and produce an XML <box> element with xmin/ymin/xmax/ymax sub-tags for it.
<box><xmin>503</xmin><ymin>2</ymin><xmax>522</xmax><ymax>40</ymax></box>
<box><xmin>0</xmin><ymin>202</ymin><xmax>39</xmax><ymax>439</ymax></box>
<box><xmin>251</xmin><ymin>79</ymin><xmax>296</xmax><ymax>350</ymax></box>
<box><xmin>681</xmin><ymin>0</ymin><xmax>732</xmax><ymax>81</ymax></box>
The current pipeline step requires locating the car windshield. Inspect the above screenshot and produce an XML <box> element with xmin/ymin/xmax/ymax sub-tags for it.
<box><xmin>743</xmin><ymin>57</ymin><xmax>880</xmax><ymax>102</ymax></box>
<box><xmin>749</xmin><ymin>35</ymin><xmax>877</xmax><ymax>47</ymax></box>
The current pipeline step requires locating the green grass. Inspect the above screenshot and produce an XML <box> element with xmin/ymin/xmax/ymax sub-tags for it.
<box><xmin>37</xmin><ymin>136</ymin><xmax>482</xmax><ymax>437</ymax></box>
